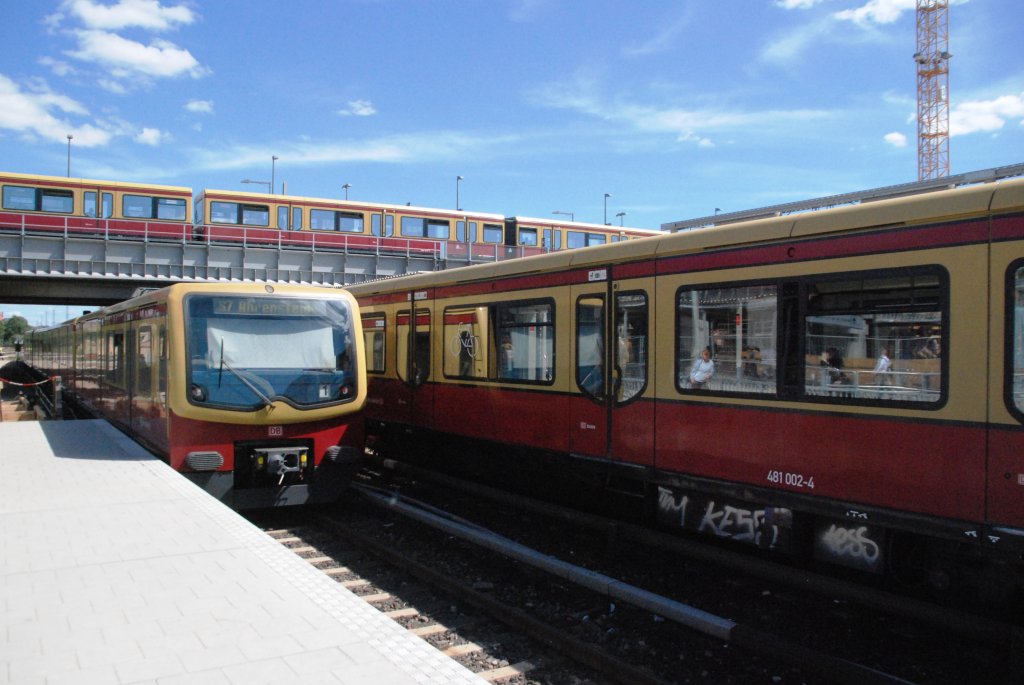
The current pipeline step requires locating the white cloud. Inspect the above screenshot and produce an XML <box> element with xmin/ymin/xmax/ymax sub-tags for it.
<box><xmin>951</xmin><ymin>93</ymin><xmax>1024</xmax><ymax>136</ymax></box>
<box><xmin>185</xmin><ymin>99</ymin><xmax>214</xmax><ymax>114</ymax></box>
<box><xmin>760</xmin><ymin>18</ymin><xmax>834</xmax><ymax>65</ymax></box>
<box><xmin>622</xmin><ymin>10</ymin><xmax>694</xmax><ymax>57</ymax></box>
<box><xmin>530</xmin><ymin>74</ymin><xmax>828</xmax><ymax>148</ymax></box>
<box><xmin>189</xmin><ymin>131</ymin><xmax>522</xmax><ymax>171</ymax></box>
<box><xmin>835</xmin><ymin>0</ymin><xmax>969</xmax><ymax>26</ymax></box>
<box><xmin>834</xmin><ymin>0</ymin><xmax>915</xmax><ymax>25</ymax></box>
<box><xmin>68</xmin><ymin>29</ymin><xmax>208</xmax><ymax>79</ymax></box>
<box><xmin>61</xmin><ymin>0</ymin><xmax>195</xmax><ymax>31</ymax></box>
<box><xmin>884</xmin><ymin>131</ymin><xmax>908</xmax><ymax>147</ymax></box>
<box><xmin>39</xmin><ymin>57</ymin><xmax>75</xmax><ymax>77</ymax></box>
<box><xmin>776</xmin><ymin>0</ymin><xmax>825</xmax><ymax>9</ymax></box>
<box><xmin>97</xmin><ymin>78</ymin><xmax>129</xmax><ymax>94</ymax></box>
<box><xmin>134</xmin><ymin>127</ymin><xmax>168</xmax><ymax>145</ymax></box>
<box><xmin>0</xmin><ymin>73</ymin><xmax>113</xmax><ymax>146</ymax></box>
<box><xmin>338</xmin><ymin>100</ymin><xmax>376</xmax><ymax>117</ymax></box>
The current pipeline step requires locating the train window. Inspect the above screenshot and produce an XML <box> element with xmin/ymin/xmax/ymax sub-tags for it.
<box><xmin>616</xmin><ymin>292</ymin><xmax>648</xmax><ymax>403</ymax></box>
<box><xmin>85</xmin><ymin>191</ymin><xmax>97</xmax><ymax>218</ymax></box>
<box><xmin>483</xmin><ymin>224</ymin><xmax>503</xmax><ymax>243</ymax></box>
<box><xmin>136</xmin><ymin>326</ymin><xmax>153</xmax><ymax>396</ymax></box>
<box><xmin>803</xmin><ymin>269</ymin><xmax>944</xmax><ymax>404</ymax></box>
<box><xmin>577</xmin><ymin>296</ymin><xmax>605</xmax><ymax>399</ymax></box>
<box><xmin>311</xmin><ymin>209</ymin><xmax>332</xmax><ymax>231</ymax></box>
<box><xmin>311</xmin><ymin>209</ymin><xmax>365</xmax><ymax>232</ymax></box>
<box><xmin>292</xmin><ymin>206</ymin><xmax>302</xmax><ymax>230</ymax></box>
<box><xmin>361</xmin><ymin>313</ymin><xmax>386</xmax><ymax>374</ymax></box>
<box><xmin>107</xmin><ymin>330</ymin><xmax>125</xmax><ymax>388</ymax></box>
<box><xmin>2</xmin><ymin>185</ymin><xmax>36</xmax><ymax>210</ymax></box>
<box><xmin>400</xmin><ymin>216</ymin><xmax>424</xmax><ymax>237</ymax></box>
<box><xmin>493</xmin><ymin>300</ymin><xmax>554</xmax><ymax>382</ymax></box>
<box><xmin>676</xmin><ymin>284</ymin><xmax>778</xmax><ymax>395</ymax></box>
<box><xmin>40</xmin><ymin>189</ymin><xmax>74</xmax><ymax>213</ymax></box>
<box><xmin>372</xmin><ymin>214</ymin><xmax>382</xmax><ymax>236</ymax></box>
<box><xmin>542</xmin><ymin>229</ymin><xmax>552</xmax><ymax>250</ymax></box>
<box><xmin>278</xmin><ymin>206</ymin><xmax>289</xmax><ymax>230</ymax></box>
<box><xmin>156</xmin><ymin>198</ymin><xmax>186</xmax><ymax>221</ymax></box>
<box><xmin>102</xmin><ymin>193</ymin><xmax>113</xmax><ymax>218</ymax></box>
<box><xmin>210</xmin><ymin>201</ymin><xmax>237</xmax><ymax>224</ymax></box>
<box><xmin>240</xmin><ymin>204</ymin><xmax>269</xmax><ymax>226</ymax></box>
<box><xmin>396</xmin><ymin>309</ymin><xmax>430</xmax><ymax>385</ymax></box>
<box><xmin>519</xmin><ymin>228</ymin><xmax>538</xmax><ymax>247</ymax></box>
<box><xmin>158</xmin><ymin>326</ymin><xmax>167</xmax><ymax>397</ymax></box>
<box><xmin>210</xmin><ymin>201</ymin><xmax>269</xmax><ymax>226</ymax></box>
<box><xmin>443</xmin><ymin>306</ymin><xmax>486</xmax><ymax>379</ymax></box>
<box><xmin>427</xmin><ymin>220</ymin><xmax>449</xmax><ymax>239</ymax></box>
<box><xmin>184</xmin><ymin>294</ymin><xmax>358</xmax><ymax>409</ymax></box>
<box><xmin>123</xmin><ymin>195</ymin><xmax>153</xmax><ymax>218</ymax></box>
<box><xmin>1009</xmin><ymin>264</ymin><xmax>1024</xmax><ymax>417</ymax></box>
<box><xmin>568</xmin><ymin>232</ymin><xmax>608</xmax><ymax>249</ymax></box>
<box><xmin>339</xmin><ymin>212</ymin><xmax>364</xmax><ymax>233</ymax></box>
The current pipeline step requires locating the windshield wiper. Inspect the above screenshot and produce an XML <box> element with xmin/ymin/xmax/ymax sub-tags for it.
<box><xmin>219</xmin><ymin>337</ymin><xmax>275</xmax><ymax>409</ymax></box>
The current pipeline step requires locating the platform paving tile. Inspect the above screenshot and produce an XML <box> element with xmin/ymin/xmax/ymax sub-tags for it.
<box><xmin>1</xmin><ymin>420</ymin><xmax>486</xmax><ymax>684</ymax></box>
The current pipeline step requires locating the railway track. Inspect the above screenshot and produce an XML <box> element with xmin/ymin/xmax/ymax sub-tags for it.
<box><xmin>251</xmin><ymin>463</ymin><xmax>1021</xmax><ymax>684</ymax></box>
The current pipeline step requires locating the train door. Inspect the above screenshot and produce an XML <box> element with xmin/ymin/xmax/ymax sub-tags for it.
<box><xmin>276</xmin><ymin>203</ymin><xmax>302</xmax><ymax>231</ymax></box>
<box><xmin>83</xmin><ymin>188</ymin><xmax>113</xmax><ymax>228</ymax></box>
<box><xmin>989</xmin><ymin>238</ymin><xmax>1024</xmax><ymax>533</ymax></box>
<box><xmin>129</xmin><ymin>322</ymin><xmax>162</xmax><ymax>443</ymax></box>
<box><xmin>395</xmin><ymin>295</ymin><xmax>434</xmax><ymax>431</ymax></box>
<box><xmin>570</xmin><ymin>268</ymin><xmax>654</xmax><ymax>464</ymax></box>
<box><xmin>372</xmin><ymin>212</ymin><xmax>395</xmax><ymax>237</ymax></box>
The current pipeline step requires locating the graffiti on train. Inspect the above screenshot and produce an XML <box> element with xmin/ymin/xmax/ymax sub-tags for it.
<box><xmin>656</xmin><ymin>486</ymin><xmax>795</xmax><ymax>552</ymax></box>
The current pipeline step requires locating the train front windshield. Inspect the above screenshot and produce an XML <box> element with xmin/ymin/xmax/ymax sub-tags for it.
<box><xmin>185</xmin><ymin>294</ymin><xmax>357</xmax><ymax>410</ymax></box>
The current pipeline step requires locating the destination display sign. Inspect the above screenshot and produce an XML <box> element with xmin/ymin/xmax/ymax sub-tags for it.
<box><xmin>211</xmin><ymin>297</ymin><xmax>322</xmax><ymax>317</ymax></box>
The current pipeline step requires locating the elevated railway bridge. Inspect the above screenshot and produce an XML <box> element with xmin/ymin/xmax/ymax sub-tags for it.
<box><xmin>0</xmin><ymin>218</ymin><xmax>511</xmax><ymax>306</ymax></box>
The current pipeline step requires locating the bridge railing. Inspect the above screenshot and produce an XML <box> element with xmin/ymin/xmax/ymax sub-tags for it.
<box><xmin>1</xmin><ymin>211</ymin><xmax>555</xmax><ymax>264</ymax></box>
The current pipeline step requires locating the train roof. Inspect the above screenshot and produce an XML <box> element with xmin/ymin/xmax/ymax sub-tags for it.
<box><xmin>196</xmin><ymin>188</ymin><xmax>507</xmax><ymax>220</ymax></box>
<box><xmin>0</xmin><ymin>170</ymin><xmax>191</xmax><ymax>194</ymax></box>
<box><xmin>509</xmin><ymin>215</ymin><xmax>662</xmax><ymax>234</ymax></box>
<box><xmin>347</xmin><ymin>175</ymin><xmax>1024</xmax><ymax>296</ymax></box>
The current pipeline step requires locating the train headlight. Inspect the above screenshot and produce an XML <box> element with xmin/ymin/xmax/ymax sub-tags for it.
<box><xmin>190</xmin><ymin>384</ymin><xmax>207</xmax><ymax>402</ymax></box>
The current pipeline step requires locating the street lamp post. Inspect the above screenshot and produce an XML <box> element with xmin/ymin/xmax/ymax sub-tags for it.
<box><xmin>66</xmin><ymin>134</ymin><xmax>73</xmax><ymax>177</ymax></box>
<box><xmin>604</xmin><ymin>193</ymin><xmax>612</xmax><ymax>225</ymax></box>
<box><xmin>271</xmin><ymin>156</ymin><xmax>279</xmax><ymax>194</ymax></box>
<box><xmin>456</xmin><ymin>175</ymin><xmax>464</xmax><ymax>211</ymax></box>
<box><xmin>552</xmin><ymin>210</ymin><xmax>574</xmax><ymax>222</ymax></box>
<box><xmin>616</xmin><ymin>211</ymin><xmax>626</xmax><ymax>226</ymax></box>
<box><xmin>342</xmin><ymin>183</ymin><xmax>351</xmax><ymax>200</ymax></box>
<box><xmin>241</xmin><ymin>179</ymin><xmax>271</xmax><ymax>193</ymax></box>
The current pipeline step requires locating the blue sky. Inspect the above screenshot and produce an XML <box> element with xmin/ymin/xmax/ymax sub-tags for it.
<box><xmin>2</xmin><ymin>0</ymin><xmax>1022</xmax><ymax>325</ymax></box>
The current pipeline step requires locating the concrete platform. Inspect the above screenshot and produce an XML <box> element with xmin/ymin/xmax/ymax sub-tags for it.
<box><xmin>0</xmin><ymin>420</ymin><xmax>486</xmax><ymax>684</ymax></box>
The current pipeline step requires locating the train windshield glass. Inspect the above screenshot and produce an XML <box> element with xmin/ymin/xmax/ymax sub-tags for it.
<box><xmin>185</xmin><ymin>294</ymin><xmax>357</xmax><ymax>410</ymax></box>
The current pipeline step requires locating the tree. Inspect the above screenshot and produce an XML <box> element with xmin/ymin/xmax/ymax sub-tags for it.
<box><xmin>0</xmin><ymin>315</ymin><xmax>30</xmax><ymax>345</ymax></box>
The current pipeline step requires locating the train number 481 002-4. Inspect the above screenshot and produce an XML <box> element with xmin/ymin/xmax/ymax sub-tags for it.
<box><xmin>767</xmin><ymin>470</ymin><xmax>815</xmax><ymax>489</ymax></box>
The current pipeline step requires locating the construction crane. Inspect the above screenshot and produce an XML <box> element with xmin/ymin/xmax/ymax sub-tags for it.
<box><xmin>915</xmin><ymin>0</ymin><xmax>951</xmax><ymax>181</ymax></box>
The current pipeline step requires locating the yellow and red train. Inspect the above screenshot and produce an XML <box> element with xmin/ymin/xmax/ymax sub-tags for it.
<box><xmin>348</xmin><ymin>176</ymin><xmax>1024</xmax><ymax>602</ymax></box>
<box><xmin>29</xmin><ymin>283</ymin><xmax>366</xmax><ymax>508</ymax></box>
<box><xmin>0</xmin><ymin>171</ymin><xmax>660</xmax><ymax>257</ymax></box>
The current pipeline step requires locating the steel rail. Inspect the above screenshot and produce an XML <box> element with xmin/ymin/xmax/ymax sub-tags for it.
<box><xmin>350</xmin><ymin>482</ymin><xmax>918</xmax><ymax>685</ymax></box>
